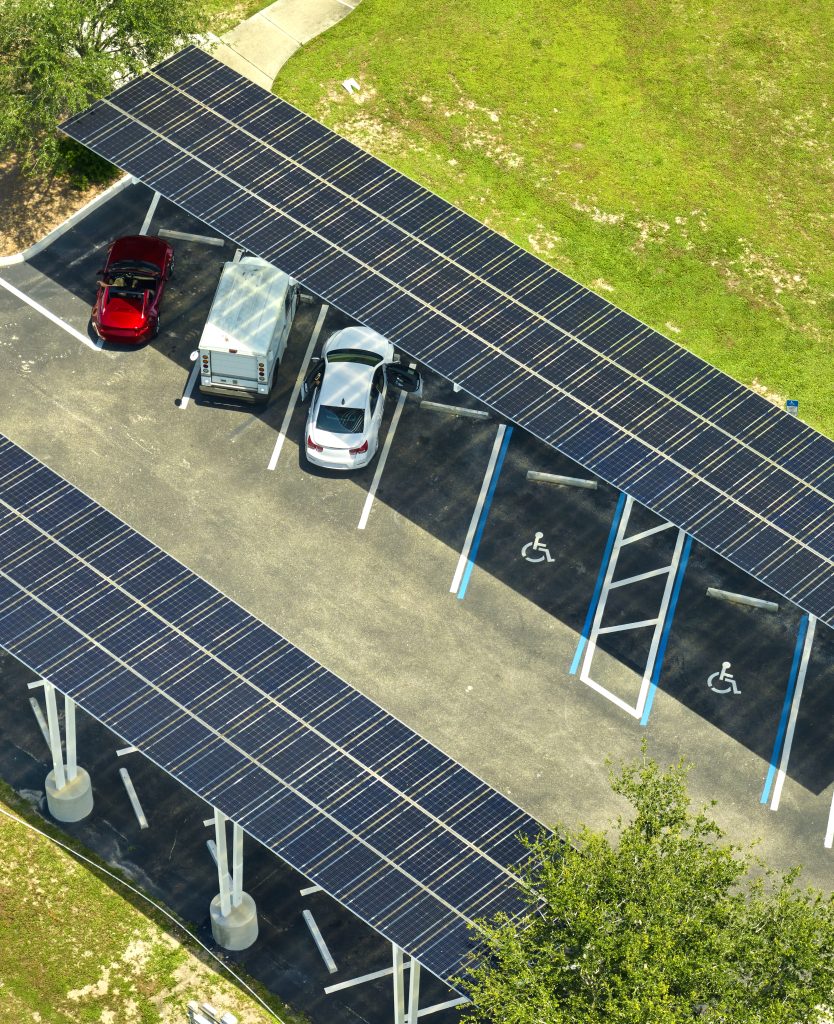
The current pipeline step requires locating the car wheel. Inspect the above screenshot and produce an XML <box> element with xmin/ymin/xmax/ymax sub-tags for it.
<box><xmin>152</xmin><ymin>317</ymin><xmax>160</xmax><ymax>339</ymax></box>
<box><xmin>168</xmin><ymin>257</ymin><xmax>175</xmax><ymax>280</ymax></box>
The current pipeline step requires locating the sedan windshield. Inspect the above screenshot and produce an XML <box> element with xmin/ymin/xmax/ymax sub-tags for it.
<box><xmin>107</xmin><ymin>259</ymin><xmax>161</xmax><ymax>275</ymax></box>
<box><xmin>317</xmin><ymin>405</ymin><xmax>365</xmax><ymax>434</ymax></box>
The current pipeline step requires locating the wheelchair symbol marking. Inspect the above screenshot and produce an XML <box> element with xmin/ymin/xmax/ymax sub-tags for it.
<box><xmin>521</xmin><ymin>532</ymin><xmax>554</xmax><ymax>563</ymax></box>
<box><xmin>707</xmin><ymin>661</ymin><xmax>740</xmax><ymax>695</ymax></box>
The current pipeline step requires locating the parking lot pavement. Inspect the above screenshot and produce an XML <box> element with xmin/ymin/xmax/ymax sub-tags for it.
<box><xmin>2</xmin><ymin>178</ymin><xmax>834</xmax><ymax>986</ymax></box>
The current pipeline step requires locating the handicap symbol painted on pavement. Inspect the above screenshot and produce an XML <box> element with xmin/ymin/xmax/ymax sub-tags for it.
<box><xmin>521</xmin><ymin>532</ymin><xmax>554</xmax><ymax>564</ymax></box>
<box><xmin>707</xmin><ymin>661</ymin><xmax>740</xmax><ymax>695</ymax></box>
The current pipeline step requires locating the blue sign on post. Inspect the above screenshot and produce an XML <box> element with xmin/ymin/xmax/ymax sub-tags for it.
<box><xmin>786</xmin><ymin>399</ymin><xmax>799</xmax><ymax>416</ymax></box>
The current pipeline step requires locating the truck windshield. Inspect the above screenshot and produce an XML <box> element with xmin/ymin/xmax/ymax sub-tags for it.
<box><xmin>317</xmin><ymin>405</ymin><xmax>365</xmax><ymax>433</ymax></box>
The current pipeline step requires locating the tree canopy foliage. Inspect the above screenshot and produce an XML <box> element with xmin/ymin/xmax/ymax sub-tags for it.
<box><xmin>0</xmin><ymin>0</ymin><xmax>207</xmax><ymax>179</ymax></box>
<box><xmin>464</xmin><ymin>753</ymin><xmax>834</xmax><ymax>1023</ymax></box>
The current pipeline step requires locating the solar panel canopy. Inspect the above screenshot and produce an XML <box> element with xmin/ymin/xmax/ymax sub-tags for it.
<box><xmin>60</xmin><ymin>45</ymin><xmax>834</xmax><ymax>627</ymax></box>
<box><xmin>0</xmin><ymin>434</ymin><xmax>540</xmax><ymax>989</ymax></box>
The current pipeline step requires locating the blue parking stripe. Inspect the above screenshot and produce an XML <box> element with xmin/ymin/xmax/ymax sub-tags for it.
<box><xmin>457</xmin><ymin>426</ymin><xmax>513</xmax><ymax>600</ymax></box>
<box><xmin>569</xmin><ymin>492</ymin><xmax>627</xmax><ymax>675</ymax></box>
<box><xmin>640</xmin><ymin>534</ymin><xmax>692</xmax><ymax>726</ymax></box>
<box><xmin>761</xmin><ymin>614</ymin><xmax>809</xmax><ymax>804</ymax></box>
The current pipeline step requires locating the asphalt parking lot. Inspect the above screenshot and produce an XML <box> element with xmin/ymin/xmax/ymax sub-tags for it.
<box><xmin>3</xmin><ymin>180</ymin><xmax>834</xmax><ymax>1019</ymax></box>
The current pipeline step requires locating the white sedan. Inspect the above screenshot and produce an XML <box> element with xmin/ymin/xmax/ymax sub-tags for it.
<box><xmin>301</xmin><ymin>326</ymin><xmax>421</xmax><ymax>470</ymax></box>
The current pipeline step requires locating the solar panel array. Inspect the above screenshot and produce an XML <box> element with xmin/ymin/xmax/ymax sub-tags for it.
<box><xmin>60</xmin><ymin>46</ymin><xmax>834</xmax><ymax>629</ymax></box>
<box><xmin>0</xmin><ymin>434</ymin><xmax>539</xmax><ymax>988</ymax></box>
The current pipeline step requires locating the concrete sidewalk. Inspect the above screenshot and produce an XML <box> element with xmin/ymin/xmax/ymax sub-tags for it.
<box><xmin>212</xmin><ymin>0</ymin><xmax>361</xmax><ymax>90</ymax></box>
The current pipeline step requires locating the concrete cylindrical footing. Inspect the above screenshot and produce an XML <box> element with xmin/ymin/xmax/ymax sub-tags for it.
<box><xmin>210</xmin><ymin>891</ymin><xmax>258</xmax><ymax>951</ymax></box>
<box><xmin>45</xmin><ymin>767</ymin><xmax>94</xmax><ymax>823</ymax></box>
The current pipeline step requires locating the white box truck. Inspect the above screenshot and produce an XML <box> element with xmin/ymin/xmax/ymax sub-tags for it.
<box><xmin>198</xmin><ymin>256</ymin><xmax>298</xmax><ymax>403</ymax></box>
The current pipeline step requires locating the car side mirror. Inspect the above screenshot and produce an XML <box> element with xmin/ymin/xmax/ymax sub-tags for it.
<box><xmin>300</xmin><ymin>357</ymin><xmax>323</xmax><ymax>403</ymax></box>
<box><xmin>385</xmin><ymin>365</ymin><xmax>422</xmax><ymax>396</ymax></box>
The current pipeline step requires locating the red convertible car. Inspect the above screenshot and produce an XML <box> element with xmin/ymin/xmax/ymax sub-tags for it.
<box><xmin>91</xmin><ymin>235</ymin><xmax>174</xmax><ymax>343</ymax></box>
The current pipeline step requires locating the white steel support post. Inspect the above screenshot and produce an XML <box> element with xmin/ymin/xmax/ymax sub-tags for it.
<box><xmin>231</xmin><ymin>822</ymin><xmax>243</xmax><ymax>908</ymax></box>
<box><xmin>209</xmin><ymin>809</ymin><xmax>258</xmax><ymax>951</ymax></box>
<box><xmin>392</xmin><ymin>944</ymin><xmax>406</xmax><ymax>1024</ymax></box>
<box><xmin>407</xmin><ymin>958</ymin><xmax>421</xmax><ymax>1024</ymax></box>
<box><xmin>43</xmin><ymin>682</ymin><xmax>66</xmax><ymax>790</ymax></box>
<box><xmin>214</xmin><ymin>809</ymin><xmax>232</xmax><ymax>917</ymax></box>
<box><xmin>64</xmin><ymin>694</ymin><xmax>77</xmax><ymax>782</ymax></box>
<box><xmin>41</xmin><ymin>681</ymin><xmax>93</xmax><ymax>822</ymax></box>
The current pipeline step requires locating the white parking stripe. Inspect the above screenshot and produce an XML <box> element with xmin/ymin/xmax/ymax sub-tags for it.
<box><xmin>267</xmin><ymin>303</ymin><xmax>329</xmax><ymax>470</ymax></box>
<box><xmin>825</xmin><ymin>792</ymin><xmax>834</xmax><ymax>849</ymax></box>
<box><xmin>179</xmin><ymin>360</ymin><xmax>200</xmax><ymax>410</ymax></box>
<box><xmin>139</xmin><ymin>191</ymin><xmax>161</xmax><ymax>235</ymax></box>
<box><xmin>0</xmin><ymin>275</ymin><xmax>101</xmax><ymax>351</ymax></box>
<box><xmin>450</xmin><ymin>425</ymin><xmax>506</xmax><ymax>594</ymax></box>
<box><xmin>771</xmin><ymin>614</ymin><xmax>817</xmax><ymax>811</ymax></box>
<box><xmin>358</xmin><ymin>362</ymin><xmax>415</xmax><ymax>530</ymax></box>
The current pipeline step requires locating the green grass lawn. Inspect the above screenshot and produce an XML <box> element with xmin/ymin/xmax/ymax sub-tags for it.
<box><xmin>0</xmin><ymin>784</ymin><xmax>305</xmax><ymax>1024</ymax></box>
<box><xmin>274</xmin><ymin>0</ymin><xmax>834</xmax><ymax>433</ymax></box>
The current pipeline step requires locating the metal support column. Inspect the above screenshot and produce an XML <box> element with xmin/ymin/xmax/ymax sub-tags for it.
<box><xmin>214</xmin><ymin>808</ymin><xmax>232</xmax><ymax>917</ymax></box>
<box><xmin>392</xmin><ymin>944</ymin><xmax>406</xmax><ymax>1024</ymax></box>
<box><xmin>41</xmin><ymin>680</ymin><xmax>93</xmax><ymax>822</ymax></box>
<box><xmin>43</xmin><ymin>682</ymin><xmax>66</xmax><ymax>789</ymax></box>
<box><xmin>231</xmin><ymin>822</ymin><xmax>243</xmax><ymax>908</ymax></box>
<box><xmin>209</xmin><ymin>809</ymin><xmax>258</xmax><ymax>950</ymax></box>
<box><xmin>64</xmin><ymin>694</ymin><xmax>77</xmax><ymax>782</ymax></box>
<box><xmin>407</xmin><ymin>958</ymin><xmax>421</xmax><ymax>1024</ymax></box>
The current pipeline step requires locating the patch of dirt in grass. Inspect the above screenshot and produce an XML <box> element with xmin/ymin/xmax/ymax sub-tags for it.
<box><xmin>749</xmin><ymin>376</ymin><xmax>786</xmax><ymax>407</ymax></box>
<box><xmin>0</xmin><ymin>156</ymin><xmax>104</xmax><ymax>258</ymax></box>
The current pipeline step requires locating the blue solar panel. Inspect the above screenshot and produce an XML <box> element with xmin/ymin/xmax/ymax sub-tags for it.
<box><xmin>0</xmin><ymin>433</ymin><xmax>539</xmax><ymax>988</ymax></box>
<box><xmin>59</xmin><ymin>45</ymin><xmax>834</xmax><ymax>626</ymax></box>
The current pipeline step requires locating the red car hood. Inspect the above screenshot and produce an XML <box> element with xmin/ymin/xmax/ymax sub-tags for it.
<box><xmin>98</xmin><ymin>288</ymin><xmax>149</xmax><ymax>330</ymax></box>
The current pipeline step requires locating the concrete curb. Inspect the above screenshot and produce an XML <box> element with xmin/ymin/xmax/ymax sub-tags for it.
<box><xmin>0</xmin><ymin>173</ymin><xmax>136</xmax><ymax>267</ymax></box>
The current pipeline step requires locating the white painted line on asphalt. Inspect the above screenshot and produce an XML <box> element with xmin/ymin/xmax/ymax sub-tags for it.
<box><xmin>303</xmin><ymin>909</ymin><xmax>338</xmax><ymax>974</ymax></box>
<box><xmin>300</xmin><ymin>884</ymin><xmax>323</xmax><ymax>895</ymax></box>
<box><xmin>158</xmin><ymin>228</ymin><xmax>226</xmax><ymax>246</ymax></box>
<box><xmin>825</xmin><ymin>792</ymin><xmax>834</xmax><ymax>849</ymax></box>
<box><xmin>324</xmin><ymin>963</ymin><xmax>409</xmax><ymax>993</ymax></box>
<box><xmin>597</xmin><ymin>617</ymin><xmax>659</xmax><ymax>635</ymax></box>
<box><xmin>0</xmin><ymin>275</ymin><xmax>101</xmax><ymax>350</ymax></box>
<box><xmin>203</xmin><ymin>817</ymin><xmax>215</xmax><ymax>827</ymax></box>
<box><xmin>179</xmin><ymin>360</ymin><xmax>201</xmax><ymax>410</ymax></box>
<box><xmin>609</xmin><ymin>565</ymin><xmax>672</xmax><ymax>589</ymax></box>
<box><xmin>233</xmin><ymin>248</ymin><xmax>245</xmax><ymax>263</ymax></box>
<box><xmin>268</xmin><ymin>303</ymin><xmax>329</xmax><ymax>470</ymax></box>
<box><xmin>358</xmin><ymin>362</ymin><xmax>415</xmax><ymax>530</ymax></box>
<box><xmin>526</xmin><ymin>470</ymin><xmax>597</xmax><ymax>489</ymax></box>
<box><xmin>420</xmin><ymin>400</ymin><xmax>489</xmax><ymax>419</ymax></box>
<box><xmin>620</xmin><ymin>521</ymin><xmax>675</xmax><ymax>546</ymax></box>
<box><xmin>26</xmin><ymin>680</ymin><xmax>45</xmax><ymax>689</ymax></box>
<box><xmin>119</xmin><ymin>767</ymin><xmax>148</xmax><ymax>829</ymax></box>
<box><xmin>29</xmin><ymin>696</ymin><xmax>51</xmax><ymax>749</ymax></box>
<box><xmin>450</xmin><ymin>425</ymin><xmax>506</xmax><ymax>594</ymax></box>
<box><xmin>116</xmin><ymin>746</ymin><xmax>138</xmax><ymax>756</ymax></box>
<box><xmin>409</xmin><ymin>996</ymin><xmax>470</xmax><ymax>1019</ymax></box>
<box><xmin>139</xmin><ymin>191</ymin><xmax>161</xmax><ymax>235</ymax></box>
<box><xmin>771</xmin><ymin>615</ymin><xmax>817</xmax><ymax>811</ymax></box>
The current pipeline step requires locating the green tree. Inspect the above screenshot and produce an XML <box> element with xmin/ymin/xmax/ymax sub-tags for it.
<box><xmin>464</xmin><ymin>752</ymin><xmax>834</xmax><ymax>1023</ymax></box>
<box><xmin>0</xmin><ymin>0</ymin><xmax>208</xmax><ymax>180</ymax></box>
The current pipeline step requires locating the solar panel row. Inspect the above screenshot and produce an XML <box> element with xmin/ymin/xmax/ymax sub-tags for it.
<box><xmin>60</xmin><ymin>46</ymin><xmax>834</xmax><ymax>627</ymax></box>
<box><xmin>0</xmin><ymin>434</ymin><xmax>539</xmax><ymax>987</ymax></box>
